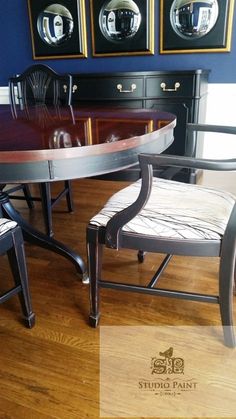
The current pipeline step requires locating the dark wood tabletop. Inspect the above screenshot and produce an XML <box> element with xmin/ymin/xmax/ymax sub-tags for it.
<box><xmin>0</xmin><ymin>103</ymin><xmax>176</xmax><ymax>279</ymax></box>
<box><xmin>0</xmin><ymin>104</ymin><xmax>176</xmax><ymax>183</ymax></box>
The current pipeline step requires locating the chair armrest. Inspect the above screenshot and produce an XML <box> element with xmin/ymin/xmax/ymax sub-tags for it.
<box><xmin>144</xmin><ymin>122</ymin><xmax>236</xmax><ymax>187</ymax></box>
<box><xmin>139</xmin><ymin>153</ymin><xmax>236</xmax><ymax>172</ymax></box>
<box><xmin>186</xmin><ymin>123</ymin><xmax>236</xmax><ymax>158</ymax></box>
<box><xmin>159</xmin><ymin>123</ymin><xmax>236</xmax><ymax>181</ymax></box>
<box><xmin>187</xmin><ymin>123</ymin><xmax>236</xmax><ymax>135</ymax></box>
<box><xmin>106</xmin><ymin>160</ymin><xmax>153</xmax><ymax>248</ymax></box>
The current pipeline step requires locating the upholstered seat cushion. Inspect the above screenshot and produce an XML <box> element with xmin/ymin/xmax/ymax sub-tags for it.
<box><xmin>0</xmin><ymin>218</ymin><xmax>17</xmax><ymax>236</ymax></box>
<box><xmin>90</xmin><ymin>178</ymin><xmax>236</xmax><ymax>240</ymax></box>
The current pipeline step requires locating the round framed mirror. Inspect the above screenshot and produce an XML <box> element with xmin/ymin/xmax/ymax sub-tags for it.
<box><xmin>99</xmin><ymin>0</ymin><xmax>141</xmax><ymax>43</ymax></box>
<box><xmin>37</xmin><ymin>4</ymin><xmax>74</xmax><ymax>46</ymax></box>
<box><xmin>170</xmin><ymin>0</ymin><xmax>219</xmax><ymax>40</ymax></box>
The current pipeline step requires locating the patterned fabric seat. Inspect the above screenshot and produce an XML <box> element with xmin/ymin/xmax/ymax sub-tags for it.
<box><xmin>90</xmin><ymin>178</ymin><xmax>235</xmax><ymax>241</ymax></box>
<box><xmin>0</xmin><ymin>218</ymin><xmax>18</xmax><ymax>236</ymax></box>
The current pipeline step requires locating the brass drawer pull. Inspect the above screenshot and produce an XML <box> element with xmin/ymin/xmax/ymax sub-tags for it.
<box><xmin>63</xmin><ymin>84</ymin><xmax>67</xmax><ymax>93</ymax></box>
<box><xmin>160</xmin><ymin>82</ymin><xmax>180</xmax><ymax>92</ymax></box>
<box><xmin>72</xmin><ymin>84</ymin><xmax>78</xmax><ymax>93</ymax></box>
<box><xmin>117</xmin><ymin>83</ymin><xmax>137</xmax><ymax>93</ymax></box>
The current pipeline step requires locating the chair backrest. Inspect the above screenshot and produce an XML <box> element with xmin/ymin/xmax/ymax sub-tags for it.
<box><xmin>9</xmin><ymin>64</ymin><xmax>72</xmax><ymax>118</ymax></box>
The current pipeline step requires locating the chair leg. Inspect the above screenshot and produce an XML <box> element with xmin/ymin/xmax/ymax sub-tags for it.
<box><xmin>39</xmin><ymin>182</ymin><xmax>53</xmax><ymax>237</ymax></box>
<box><xmin>137</xmin><ymin>250</ymin><xmax>146</xmax><ymax>263</ymax></box>
<box><xmin>7</xmin><ymin>227</ymin><xmax>35</xmax><ymax>328</ymax></box>
<box><xmin>87</xmin><ymin>227</ymin><xmax>102</xmax><ymax>327</ymax></box>
<box><xmin>22</xmin><ymin>184</ymin><xmax>34</xmax><ymax>209</ymax></box>
<box><xmin>65</xmin><ymin>180</ymin><xmax>74</xmax><ymax>212</ymax></box>
<box><xmin>219</xmin><ymin>249</ymin><xmax>236</xmax><ymax>348</ymax></box>
<box><xmin>234</xmin><ymin>259</ymin><xmax>236</xmax><ymax>295</ymax></box>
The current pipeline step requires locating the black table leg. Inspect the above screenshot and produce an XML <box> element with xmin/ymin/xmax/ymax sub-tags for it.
<box><xmin>0</xmin><ymin>192</ymin><xmax>89</xmax><ymax>283</ymax></box>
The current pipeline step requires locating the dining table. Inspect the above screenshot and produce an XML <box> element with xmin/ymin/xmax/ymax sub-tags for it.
<box><xmin>0</xmin><ymin>103</ymin><xmax>176</xmax><ymax>282</ymax></box>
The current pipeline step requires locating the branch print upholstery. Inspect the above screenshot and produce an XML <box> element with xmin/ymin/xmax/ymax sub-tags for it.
<box><xmin>90</xmin><ymin>178</ymin><xmax>235</xmax><ymax>240</ymax></box>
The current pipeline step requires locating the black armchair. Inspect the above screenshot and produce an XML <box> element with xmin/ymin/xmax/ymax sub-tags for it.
<box><xmin>87</xmin><ymin>123</ymin><xmax>236</xmax><ymax>347</ymax></box>
<box><xmin>7</xmin><ymin>64</ymin><xmax>73</xmax><ymax>237</ymax></box>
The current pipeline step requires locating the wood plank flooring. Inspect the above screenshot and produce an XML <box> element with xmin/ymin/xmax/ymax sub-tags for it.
<box><xmin>0</xmin><ymin>174</ymin><xmax>235</xmax><ymax>419</ymax></box>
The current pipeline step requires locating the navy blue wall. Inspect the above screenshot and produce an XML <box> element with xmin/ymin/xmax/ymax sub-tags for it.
<box><xmin>0</xmin><ymin>0</ymin><xmax>236</xmax><ymax>85</ymax></box>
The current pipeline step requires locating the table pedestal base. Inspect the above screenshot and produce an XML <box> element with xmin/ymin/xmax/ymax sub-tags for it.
<box><xmin>0</xmin><ymin>192</ymin><xmax>88</xmax><ymax>283</ymax></box>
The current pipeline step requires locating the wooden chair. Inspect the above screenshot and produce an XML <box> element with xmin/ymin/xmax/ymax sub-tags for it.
<box><xmin>7</xmin><ymin>64</ymin><xmax>73</xmax><ymax>237</ymax></box>
<box><xmin>87</xmin><ymin>123</ymin><xmax>236</xmax><ymax>348</ymax></box>
<box><xmin>0</xmin><ymin>218</ymin><xmax>35</xmax><ymax>327</ymax></box>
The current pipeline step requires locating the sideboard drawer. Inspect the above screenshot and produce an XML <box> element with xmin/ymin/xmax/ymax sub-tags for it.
<box><xmin>70</xmin><ymin>69</ymin><xmax>209</xmax><ymax>183</ymax></box>
<box><xmin>72</xmin><ymin>77</ymin><xmax>144</xmax><ymax>100</ymax></box>
<box><xmin>146</xmin><ymin>76</ymin><xmax>195</xmax><ymax>98</ymax></box>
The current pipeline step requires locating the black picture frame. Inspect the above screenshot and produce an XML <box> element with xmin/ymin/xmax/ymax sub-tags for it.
<box><xmin>160</xmin><ymin>0</ymin><xmax>235</xmax><ymax>54</ymax></box>
<box><xmin>27</xmin><ymin>0</ymin><xmax>87</xmax><ymax>59</ymax></box>
<box><xmin>90</xmin><ymin>0</ymin><xmax>154</xmax><ymax>57</ymax></box>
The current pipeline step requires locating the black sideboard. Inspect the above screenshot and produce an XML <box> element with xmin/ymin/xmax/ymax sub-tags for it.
<box><xmin>71</xmin><ymin>70</ymin><xmax>210</xmax><ymax>182</ymax></box>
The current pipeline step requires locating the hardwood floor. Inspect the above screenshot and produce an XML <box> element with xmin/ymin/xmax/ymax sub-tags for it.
<box><xmin>0</xmin><ymin>175</ymin><xmax>235</xmax><ymax>419</ymax></box>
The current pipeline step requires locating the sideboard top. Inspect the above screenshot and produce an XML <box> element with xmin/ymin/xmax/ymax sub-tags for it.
<box><xmin>71</xmin><ymin>69</ymin><xmax>211</xmax><ymax>78</ymax></box>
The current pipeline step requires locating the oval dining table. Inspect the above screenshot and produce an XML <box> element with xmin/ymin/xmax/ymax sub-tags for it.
<box><xmin>0</xmin><ymin>104</ymin><xmax>176</xmax><ymax>282</ymax></box>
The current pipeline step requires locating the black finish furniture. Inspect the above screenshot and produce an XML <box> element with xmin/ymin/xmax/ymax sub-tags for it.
<box><xmin>0</xmin><ymin>105</ymin><xmax>176</xmax><ymax>283</ymax></box>
<box><xmin>8</xmin><ymin>64</ymin><xmax>73</xmax><ymax>237</ymax></box>
<box><xmin>9</xmin><ymin>64</ymin><xmax>72</xmax><ymax>117</ymax></box>
<box><xmin>0</xmin><ymin>218</ymin><xmax>35</xmax><ymax>328</ymax></box>
<box><xmin>87</xmin><ymin>123</ymin><xmax>236</xmax><ymax>348</ymax></box>
<box><xmin>71</xmin><ymin>69</ymin><xmax>209</xmax><ymax>182</ymax></box>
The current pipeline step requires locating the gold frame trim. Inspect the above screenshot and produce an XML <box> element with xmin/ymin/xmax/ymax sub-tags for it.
<box><xmin>90</xmin><ymin>0</ymin><xmax>155</xmax><ymax>57</ymax></box>
<box><xmin>27</xmin><ymin>0</ymin><xmax>87</xmax><ymax>60</ymax></box>
<box><xmin>160</xmin><ymin>0</ymin><xmax>235</xmax><ymax>54</ymax></box>
<box><xmin>85</xmin><ymin>118</ymin><xmax>93</xmax><ymax>145</ymax></box>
